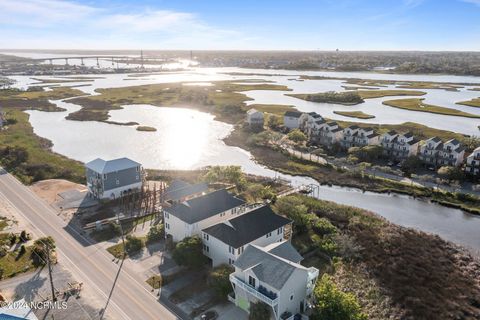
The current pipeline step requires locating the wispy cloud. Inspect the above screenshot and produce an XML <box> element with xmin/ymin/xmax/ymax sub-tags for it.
<box><xmin>96</xmin><ymin>10</ymin><xmax>198</xmax><ymax>33</ymax></box>
<box><xmin>461</xmin><ymin>0</ymin><xmax>480</xmax><ymax>6</ymax></box>
<box><xmin>0</xmin><ymin>0</ymin><xmax>97</xmax><ymax>26</ymax></box>
<box><xmin>403</xmin><ymin>0</ymin><xmax>425</xmax><ymax>8</ymax></box>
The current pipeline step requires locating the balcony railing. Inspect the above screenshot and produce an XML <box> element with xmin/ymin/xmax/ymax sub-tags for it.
<box><xmin>230</xmin><ymin>275</ymin><xmax>279</xmax><ymax>306</ymax></box>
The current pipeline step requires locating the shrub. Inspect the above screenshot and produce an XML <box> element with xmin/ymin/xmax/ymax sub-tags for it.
<box><xmin>172</xmin><ymin>236</ymin><xmax>207</xmax><ymax>269</ymax></box>
<box><xmin>146</xmin><ymin>224</ymin><xmax>164</xmax><ymax>244</ymax></box>
<box><xmin>311</xmin><ymin>274</ymin><xmax>367</xmax><ymax>320</ymax></box>
<box><xmin>208</xmin><ymin>264</ymin><xmax>234</xmax><ymax>300</ymax></box>
<box><xmin>31</xmin><ymin>236</ymin><xmax>55</xmax><ymax>266</ymax></box>
<box><xmin>124</xmin><ymin>235</ymin><xmax>143</xmax><ymax>255</ymax></box>
<box><xmin>287</xmin><ymin>129</ymin><xmax>307</xmax><ymax>143</ymax></box>
<box><xmin>312</xmin><ymin>217</ymin><xmax>338</xmax><ymax>236</ymax></box>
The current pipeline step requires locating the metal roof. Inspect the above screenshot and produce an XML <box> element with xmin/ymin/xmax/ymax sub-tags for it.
<box><xmin>85</xmin><ymin>157</ymin><xmax>141</xmax><ymax>174</ymax></box>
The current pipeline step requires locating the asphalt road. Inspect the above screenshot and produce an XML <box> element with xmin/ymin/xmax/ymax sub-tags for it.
<box><xmin>0</xmin><ymin>168</ymin><xmax>180</xmax><ymax>320</ymax></box>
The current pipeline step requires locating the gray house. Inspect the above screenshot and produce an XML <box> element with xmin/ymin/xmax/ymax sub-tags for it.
<box><xmin>85</xmin><ymin>157</ymin><xmax>144</xmax><ymax>199</ymax></box>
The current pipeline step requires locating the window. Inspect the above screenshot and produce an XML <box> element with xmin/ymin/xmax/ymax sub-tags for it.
<box><xmin>164</xmin><ymin>212</ymin><xmax>169</xmax><ymax>219</ymax></box>
<box><xmin>136</xmin><ymin>166</ymin><xmax>139</xmax><ymax>172</ymax></box>
<box><xmin>165</xmin><ymin>223</ymin><xmax>170</xmax><ymax>230</ymax></box>
<box><xmin>116</xmin><ymin>179</ymin><xmax>120</xmax><ymax>185</ymax></box>
<box><xmin>203</xmin><ymin>233</ymin><xmax>209</xmax><ymax>241</ymax></box>
<box><xmin>277</xmin><ymin>227</ymin><xmax>283</xmax><ymax>235</ymax></box>
<box><xmin>136</xmin><ymin>175</ymin><xmax>139</xmax><ymax>180</ymax></box>
<box><xmin>266</xmin><ymin>232</ymin><xmax>272</xmax><ymax>238</ymax></box>
<box><xmin>248</xmin><ymin>276</ymin><xmax>256</xmax><ymax>287</ymax></box>
<box><xmin>290</xmin><ymin>294</ymin><xmax>294</xmax><ymax>301</ymax></box>
<box><xmin>103</xmin><ymin>174</ymin><xmax>107</xmax><ymax>180</ymax></box>
<box><xmin>203</xmin><ymin>245</ymin><xmax>209</xmax><ymax>253</ymax></box>
<box><xmin>229</xmin><ymin>246</ymin><xmax>234</xmax><ymax>254</ymax></box>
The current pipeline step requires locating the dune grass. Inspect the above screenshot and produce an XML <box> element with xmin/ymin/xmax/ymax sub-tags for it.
<box><xmin>245</xmin><ymin>104</ymin><xmax>296</xmax><ymax>115</ymax></box>
<box><xmin>456</xmin><ymin>97</ymin><xmax>480</xmax><ymax>108</ymax></box>
<box><xmin>333</xmin><ymin>110</ymin><xmax>375</xmax><ymax>119</ymax></box>
<box><xmin>382</xmin><ymin>98</ymin><xmax>480</xmax><ymax>118</ymax></box>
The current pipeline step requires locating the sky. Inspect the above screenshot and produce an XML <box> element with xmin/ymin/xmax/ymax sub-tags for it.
<box><xmin>0</xmin><ymin>0</ymin><xmax>479</xmax><ymax>51</ymax></box>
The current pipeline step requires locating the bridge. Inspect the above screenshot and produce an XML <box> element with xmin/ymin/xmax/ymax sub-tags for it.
<box><xmin>0</xmin><ymin>51</ymin><xmax>169</xmax><ymax>68</ymax></box>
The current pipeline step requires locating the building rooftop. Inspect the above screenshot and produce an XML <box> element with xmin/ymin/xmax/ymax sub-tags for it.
<box><xmin>164</xmin><ymin>180</ymin><xmax>209</xmax><ymax>202</ymax></box>
<box><xmin>202</xmin><ymin>206</ymin><xmax>291</xmax><ymax>248</ymax></box>
<box><xmin>85</xmin><ymin>157</ymin><xmax>141</xmax><ymax>174</ymax></box>
<box><xmin>264</xmin><ymin>241</ymin><xmax>304</xmax><ymax>264</ymax></box>
<box><xmin>284</xmin><ymin>111</ymin><xmax>303</xmax><ymax>118</ymax></box>
<box><xmin>234</xmin><ymin>244</ymin><xmax>306</xmax><ymax>290</ymax></box>
<box><xmin>164</xmin><ymin>189</ymin><xmax>245</xmax><ymax>224</ymax></box>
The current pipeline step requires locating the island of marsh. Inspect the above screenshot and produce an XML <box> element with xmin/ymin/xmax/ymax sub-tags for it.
<box><xmin>456</xmin><ymin>97</ymin><xmax>480</xmax><ymax>108</ymax></box>
<box><xmin>382</xmin><ymin>98</ymin><xmax>480</xmax><ymax>118</ymax></box>
<box><xmin>136</xmin><ymin>126</ymin><xmax>157</xmax><ymax>132</ymax></box>
<box><xmin>288</xmin><ymin>89</ymin><xmax>426</xmax><ymax>106</ymax></box>
<box><xmin>333</xmin><ymin>110</ymin><xmax>375</xmax><ymax>119</ymax></box>
<box><xmin>66</xmin><ymin>81</ymin><xmax>292</xmax><ymax>124</ymax></box>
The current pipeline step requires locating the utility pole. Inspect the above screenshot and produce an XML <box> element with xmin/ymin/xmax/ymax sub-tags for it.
<box><xmin>46</xmin><ymin>243</ymin><xmax>57</xmax><ymax>301</ymax></box>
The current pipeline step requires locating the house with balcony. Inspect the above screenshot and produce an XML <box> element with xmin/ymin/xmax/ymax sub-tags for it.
<box><xmin>201</xmin><ymin>205</ymin><xmax>292</xmax><ymax>267</ymax></box>
<box><xmin>340</xmin><ymin>125</ymin><xmax>360</xmax><ymax>149</ymax></box>
<box><xmin>299</xmin><ymin>112</ymin><xmax>325</xmax><ymax>138</ymax></box>
<box><xmin>419</xmin><ymin>137</ymin><xmax>465</xmax><ymax>168</ymax></box>
<box><xmin>315</xmin><ymin>121</ymin><xmax>343</xmax><ymax>147</ymax></box>
<box><xmin>163</xmin><ymin>189</ymin><xmax>247</xmax><ymax>242</ymax></box>
<box><xmin>354</xmin><ymin>127</ymin><xmax>379</xmax><ymax>147</ymax></box>
<box><xmin>466</xmin><ymin>147</ymin><xmax>480</xmax><ymax>178</ymax></box>
<box><xmin>283</xmin><ymin>111</ymin><xmax>304</xmax><ymax>130</ymax></box>
<box><xmin>85</xmin><ymin>157</ymin><xmax>144</xmax><ymax>200</ymax></box>
<box><xmin>230</xmin><ymin>243</ymin><xmax>319</xmax><ymax>320</ymax></box>
<box><xmin>380</xmin><ymin>131</ymin><xmax>419</xmax><ymax>161</ymax></box>
<box><xmin>419</xmin><ymin>136</ymin><xmax>443</xmax><ymax>166</ymax></box>
<box><xmin>246</xmin><ymin>109</ymin><xmax>264</xmax><ymax>130</ymax></box>
<box><xmin>437</xmin><ymin>139</ymin><xmax>465</xmax><ymax>167</ymax></box>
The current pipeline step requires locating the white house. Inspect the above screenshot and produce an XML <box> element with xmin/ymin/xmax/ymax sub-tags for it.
<box><xmin>437</xmin><ymin>139</ymin><xmax>465</xmax><ymax>167</ymax></box>
<box><xmin>419</xmin><ymin>137</ymin><xmax>465</xmax><ymax>167</ymax></box>
<box><xmin>419</xmin><ymin>136</ymin><xmax>443</xmax><ymax>166</ymax></box>
<box><xmin>246</xmin><ymin>109</ymin><xmax>264</xmax><ymax>130</ymax></box>
<box><xmin>315</xmin><ymin>121</ymin><xmax>343</xmax><ymax>147</ymax></box>
<box><xmin>381</xmin><ymin>131</ymin><xmax>419</xmax><ymax>161</ymax></box>
<box><xmin>229</xmin><ymin>244</ymin><xmax>319</xmax><ymax>320</ymax></box>
<box><xmin>85</xmin><ymin>157</ymin><xmax>144</xmax><ymax>199</ymax></box>
<box><xmin>466</xmin><ymin>146</ymin><xmax>480</xmax><ymax>178</ymax></box>
<box><xmin>163</xmin><ymin>189</ymin><xmax>247</xmax><ymax>242</ymax></box>
<box><xmin>299</xmin><ymin>112</ymin><xmax>325</xmax><ymax>138</ymax></box>
<box><xmin>340</xmin><ymin>125</ymin><xmax>360</xmax><ymax>149</ymax></box>
<box><xmin>283</xmin><ymin>111</ymin><xmax>304</xmax><ymax>130</ymax></box>
<box><xmin>354</xmin><ymin>127</ymin><xmax>379</xmax><ymax>147</ymax></box>
<box><xmin>201</xmin><ymin>205</ymin><xmax>292</xmax><ymax>267</ymax></box>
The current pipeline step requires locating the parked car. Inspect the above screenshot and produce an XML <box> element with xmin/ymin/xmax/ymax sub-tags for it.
<box><xmin>200</xmin><ymin>310</ymin><xmax>218</xmax><ymax>320</ymax></box>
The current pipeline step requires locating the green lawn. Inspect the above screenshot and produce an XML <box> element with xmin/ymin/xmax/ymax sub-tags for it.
<box><xmin>0</xmin><ymin>246</ymin><xmax>36</xmax><ymax>279</ymax></box>
<box><xmin>382</xmin><ymin>98</ymin><xmax>480</xmax><ymax>118</ymax></box>
<box><xmin>333</xmin><ymin>110</ymin><xmax>375</xmax><ymax>119</ymax></box>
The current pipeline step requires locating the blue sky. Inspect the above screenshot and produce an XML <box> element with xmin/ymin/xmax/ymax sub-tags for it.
<box><xmin>0</xmin><ymin>0</ymin><xmax>479</xmax><ymax>50</ymax></box>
